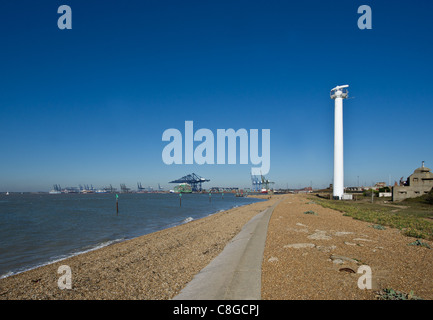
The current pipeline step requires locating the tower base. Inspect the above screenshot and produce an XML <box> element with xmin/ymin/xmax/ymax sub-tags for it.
<box><xmin>333</xmin><ymin>194</ymin><xmax>353</xmax><ymax>200</ymax></box>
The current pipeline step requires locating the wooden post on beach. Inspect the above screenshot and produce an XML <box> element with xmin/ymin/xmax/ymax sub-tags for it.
<box><xmin>116</xmin><ymin>194</ymin><xmax>119</xmax><ymax>215</ymax></box>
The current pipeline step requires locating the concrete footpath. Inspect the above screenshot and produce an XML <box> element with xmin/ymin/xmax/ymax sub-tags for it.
<box><xmin>173</xmin><ymin>200</ymin><xmax>280</xmax><ymax>300</ymax></box>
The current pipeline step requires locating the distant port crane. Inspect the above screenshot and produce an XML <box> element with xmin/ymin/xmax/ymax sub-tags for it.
<box><xmin>105</xmin><ymin>184</ymin><xmax>116</xmax><ymax>193</ymax></box>
<box><xmin>251</xmin><ymin>172</ymin><xmax>273</xmax><ymax>193</ymax></box>
<box><xmin>120</xmin><ymin>183</ymin><xmax>131</xmax><ymax>193</ymax></box>
<box><xmin>50</xmin><ymin>184</ymin><xmax>115</xmax><ymax>194</ymax></box>
<box><xmin>49</xmin><ymin>184</ymin><xmax>62</xmax><ymax>194</ymax></box>
<box><xmin>169</xmin><ymin>173</ymin><xmax>210</xmax><ymax>192</ymax></box>
<box><xmin>260</xmin><ymin>174</ymin><xmax>274</xmax><ymax>192</ymax></box>
<box><xmin>137</xmin><ymin>182</ymin><xmax>146</xmax><ymax>192</ymax></box>
<box><xmin>251</xmin><ymin>174</ymin><xmax>262</xmax><ymax>192</ymax></box>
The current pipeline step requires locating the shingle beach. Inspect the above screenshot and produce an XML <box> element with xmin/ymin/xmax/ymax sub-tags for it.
<box><xmin>0</xmin><ymin>195</ymin><xmax>278</xmax><ymax>299</ymax></box>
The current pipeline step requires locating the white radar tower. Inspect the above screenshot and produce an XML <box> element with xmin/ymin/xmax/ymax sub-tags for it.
<box><xmin>330</xmin><ymin>85</ymin><xmax>349</xmax><ymax>200</ymax></box>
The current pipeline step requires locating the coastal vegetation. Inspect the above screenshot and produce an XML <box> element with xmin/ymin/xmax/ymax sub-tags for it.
<box><xmin>376</xmin><ymin>288</ymin><xmax>423</xmax><ymax>300</ymax></box>
<box><xmin>312</xmin><ymin>190</ymin><xmax>433</xmax><ymax>241</ymax></box>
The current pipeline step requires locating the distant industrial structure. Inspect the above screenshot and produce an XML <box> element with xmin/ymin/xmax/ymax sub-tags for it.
<box><xmin>169</xmin><ymin>173</ymin><xmax>210</xmax><ymax>192</ymax></box>
<box><xmin>209</xmin><ymin>187</ymin><xmax>240</xmax><ymax>193</ymax></box>
<box><xmin>346</xmin><ymin>182</ymin><xmax>387</xmax><ymax>193</ymax></box>
<box><xmin>392</xmin><ymin>161</ymin><xmax>433</xmax><ymax>201</ymax></box>
<box><xmin>137</xmin><ymin>182</ymin><xmax>146</xmax><ymax>193</ymax></box>
<box><xmin>251</xmin><ymin>174</ymin><xmax>274</xmax><ymax>193</ymax></box>
<box><xmin>251</xmin><ymin>175</ymin><xmax>261</xmax><ymax>192</ymax></box>
<box><xmin>120</xmin><ymin>183</ymin><xmax>131</xmax><ymax>193</ymax></box>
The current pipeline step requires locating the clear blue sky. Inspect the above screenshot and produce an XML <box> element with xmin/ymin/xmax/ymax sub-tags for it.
<box><xmin>1</xmin><ymin>1</ymin><xmax>432</xmax><ymax>191</ymax></box>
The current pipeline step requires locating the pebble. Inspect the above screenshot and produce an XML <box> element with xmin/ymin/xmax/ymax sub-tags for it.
<box><xmin>353</xmin><ymin>238</ymin><xmax>373</xmax><ymax>242</ymax></box>
<box><xmin>284</xmin><ymin>243</ymin><xmax>316</xmax><ymax>249</ymax></box>
<box><xmin>316</xmin><ymin>245</ymin><xmax>337</xmax><ymax>253</ymax></box>
<box><xmin>335</xmin><ymin>231</ymin><xmax>354</xmax><ymax>236</ymax></box>
<box><xmin>308</xmin><ymin>230</ymin><xmax>332</xmax><ymax>240</ymax></box>
<box><xmin>330</xmin><ymin>255</ymin><xmax>359</xmax><ymax>265</ymax></box>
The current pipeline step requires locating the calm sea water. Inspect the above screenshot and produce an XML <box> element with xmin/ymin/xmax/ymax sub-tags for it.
<box><xmin>0</xmin><ymin>192</ymin><xmax>264</xmax><ymax>278</ymax></box>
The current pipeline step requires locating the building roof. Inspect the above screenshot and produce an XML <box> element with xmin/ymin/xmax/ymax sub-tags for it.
<box><xmin>414</xmin><ymin>161</ymin><xmax>431</xmax><ymax>174</ymax></box>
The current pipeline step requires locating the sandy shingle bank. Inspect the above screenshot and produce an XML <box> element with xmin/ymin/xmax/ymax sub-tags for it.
<box><xmin>261</xmin><ymin>194</ymin><xmax>433</xmax><ymax>300</ymax></box>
